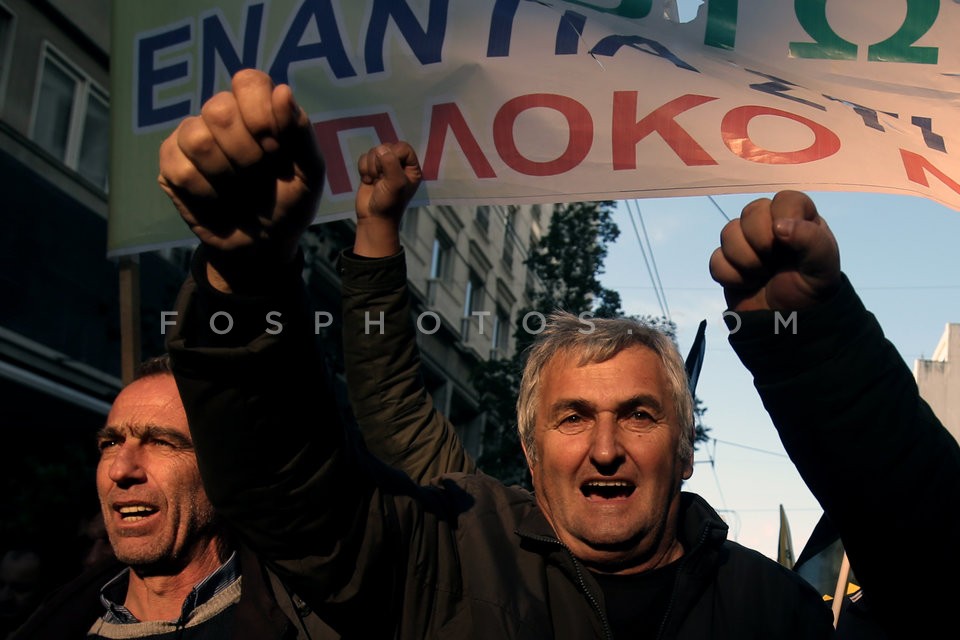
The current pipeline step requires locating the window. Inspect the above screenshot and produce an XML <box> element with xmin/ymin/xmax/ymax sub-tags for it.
<box><xmin>31</xmin><ymin>47</ymin><xmax>110</xmax><ymax>191</ymax></box>
<box><xmin>492</xmin><ymin>306</ymin><xmax>511</xmax><ymax>357</ymax></box>
<box><xmin>525</xmin><ymin>260</ymin><xmax>538</xmax><ymax>295</ymax></box>
<box><xmin>77</xmin><ymin>91</ymin><xmax>109</xmax><ymax>188</ymax></box>
<box><xmin>429</xmin><ymin>231</ymin><xmax>453</xmax><ymax>281</ymax></box>
<box><xmin>501</xmin><ymin>208</ymin><xmax>516</xmax><ymax>268</ymax></box>
<box><xmin>475</xmin><ymin>206</ymin><xmax>490</xmax><ymax>234</ymax></box>
<box><xmin>0</xmin><ymin>4</ymin><xmax>13</xmax><ymax>104</ymax></box>
<box><xmin>463</xmin><ymin>271</ymin><xmax>484</xmax><ymax>316</ymax></box>
<box><xmin>401</xmin><ymin>207</ymin><xmax>419</xmax><ymax>239</ymax></box>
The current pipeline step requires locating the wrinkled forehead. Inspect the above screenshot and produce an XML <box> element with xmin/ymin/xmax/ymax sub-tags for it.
<box><xmin>545</xmin><ymin>342</ymin><xmax>662</xmax><ymax>372</ymax></box>
<box><xmin>100</xmin><ymin>421</ymin><xmax>192</xmax><ymax>441</ymax></box>
<box><xmin>540</xmin><ymin>344</ymin><xmax>670</xmax><ymax>394</ymax></box>
<box><xmin>105</xmin><ymin>375</ymin><xmax>189</xmax><ymax>434</ymax></box>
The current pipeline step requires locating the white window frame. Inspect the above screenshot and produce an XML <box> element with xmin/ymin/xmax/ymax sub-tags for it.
<box><xmin>429</xmin><ymin>231</ymin><xmax>453</xmax><ymax>281</ymax></box>
<box><xmin>463</xmin><ymin>271</ymin><xmax>484</xmax><ymax>317</ymax></box>
<box><xmin>29</xmin><ymin>42</ymin><xmax>110</xmax><ymax>190</ymax></box>
<box><xmin>501</xmin><ymin>208</ymin><xmax>516</xmax><ymax>268</ymax></box>
<box><xmin>492</xmin><ymin>306</ymin><xmax>511</xmax><ymax>357</ymax></box>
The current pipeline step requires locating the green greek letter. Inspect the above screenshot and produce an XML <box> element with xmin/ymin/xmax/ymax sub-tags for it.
<box><xmin>867</xmin><ymin>0</ymin><xmax>938</xmax><ymax>63</ymax></box>
<box><xmin>789</xmin><ymin>0</ymin><xmax>857</xmax><ymax>60</ymax></box>
<box><xmin>704</xmin><ymin>0</ymin><xmax>738</xmax><ymax>50</ymax></box>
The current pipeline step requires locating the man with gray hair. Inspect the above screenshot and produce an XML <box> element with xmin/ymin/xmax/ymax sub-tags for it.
<box><xmin>515</xmin><ymin>311</ymin><xmax>697</xmax><ymax>468</ymax></box>
<box><xmin>162</xmin><ymin>70</ymin><xmax>832</xmax><ymax>638</ymax></box>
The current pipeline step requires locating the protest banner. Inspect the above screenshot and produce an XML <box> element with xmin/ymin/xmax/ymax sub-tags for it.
<box><xmin>109</xmin><ymin>0</ymin><xmax>960</xmax><ymax>255</ymax></box>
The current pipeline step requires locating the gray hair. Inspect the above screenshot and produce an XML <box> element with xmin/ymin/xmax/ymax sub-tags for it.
<box><xmin>516</xmin><ymin>312</ymin><xmax>694</xmax><ymax>464</ymax></box>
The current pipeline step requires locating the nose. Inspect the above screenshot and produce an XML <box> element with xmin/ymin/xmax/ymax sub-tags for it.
<box><xmin>589</xmin><ymin>414</ymin><xmax>625</xmax><ymax>471</ymax></box>
<box><xmin>107</xmin><ymin>443</ymin><xmax>147</xmax><ymax>487</ymax></box>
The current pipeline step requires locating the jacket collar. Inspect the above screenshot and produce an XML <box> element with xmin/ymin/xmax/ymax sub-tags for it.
<box><xmin>514</xmin><ymin>491</ymin><xmax>729</xmax><ymax>557</ymax></box>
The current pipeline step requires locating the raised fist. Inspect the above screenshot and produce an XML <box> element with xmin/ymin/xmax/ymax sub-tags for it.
<box><xmin>709</xmin><ymin>191</ymin><xmax>841</xmax><ymax>312</ymax></box>
<box><xmin>158</xmin><ymin>69</ymin><xmax>324</xmax><ymax>266</ymax></box>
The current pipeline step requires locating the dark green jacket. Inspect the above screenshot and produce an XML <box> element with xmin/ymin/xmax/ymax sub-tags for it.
<box><xmin>167</xmin><ymin>248</ymin><xmax>833</xmax><ymax>639</ymax></box>
<box><xmin>729</xmin><ymin>276</ymin><xmax>960</xmax><ymax>639</ymax></box>
<box><xmin>338</xmin><ymin>249</ymin><xmax>476</xmax><ymax>482</ymax></box>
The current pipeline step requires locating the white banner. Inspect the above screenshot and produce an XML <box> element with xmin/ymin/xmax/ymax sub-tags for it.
<box><xmin>109</xmin><ymin>0</ymin><xmax>960</xmax><ymax>255</ymax></box>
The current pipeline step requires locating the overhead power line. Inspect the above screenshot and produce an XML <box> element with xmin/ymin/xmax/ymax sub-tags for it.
<box><xmin>624</xmin><ymin>200</ymin><xmax>670</xmax><ymax>320</ymax></box>
<box><xmin>707</xmin><ymin>195</ymin><xmax>732</xmax><ymax>222</ymax></box>
<box><xmin>712</xmin><ymin>438</ymin><xmax>790</xmax><ymax>458</ymax></box>
<box><xmin>634</xmin><ymin>201</ymin><xmax>670</xmax><ymax>320</ymax></box>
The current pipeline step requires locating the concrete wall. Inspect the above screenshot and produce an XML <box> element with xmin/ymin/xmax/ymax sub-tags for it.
<box><xmin>914</xmin><ymin>323</ymin><xmax>960</xmax><ymax>443</ymax></box>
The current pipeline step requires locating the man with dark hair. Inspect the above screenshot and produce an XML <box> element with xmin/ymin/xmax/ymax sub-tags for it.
<box><xmin>10</xmin><ymin>355</ymin><xmax>338</xmax><ymax>638</ymax></box>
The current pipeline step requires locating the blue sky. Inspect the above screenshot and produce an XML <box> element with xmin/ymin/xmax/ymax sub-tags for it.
<box><xmin>601</xmin><ymin>191</ymin><xmax>960</xmax><ymax>559</ymax></box>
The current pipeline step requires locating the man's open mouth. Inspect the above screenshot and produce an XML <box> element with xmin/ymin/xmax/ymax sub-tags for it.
<box><xmin>116</xmin><ymin>505</ymin><xmax>158</xmax><ymax>521</ymax></box>
<box><xmin>581</xmin><ymin>480</ymin><xmax>636</xmax><ymax>500</ymax></box>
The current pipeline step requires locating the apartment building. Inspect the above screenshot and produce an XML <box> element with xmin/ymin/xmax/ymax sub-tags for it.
<box><xmin>398</xmin><ymin>203</ymin><xmax>545</xmax><ymax>454</ymax></box>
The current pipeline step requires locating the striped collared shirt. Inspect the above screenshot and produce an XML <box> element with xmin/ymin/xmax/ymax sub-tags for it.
<box><xmin>98</xmin><ymin>550</ymin><xmax>239</xmax><ymax>625</ymax></box>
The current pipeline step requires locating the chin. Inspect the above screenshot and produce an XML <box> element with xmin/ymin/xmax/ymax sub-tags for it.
<box><xmin>114</xmin><ymin>545</ymin><xmax>168</xmax><ymax>568</ymax></box>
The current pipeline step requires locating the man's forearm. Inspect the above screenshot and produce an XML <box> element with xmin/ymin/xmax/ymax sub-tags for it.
<box><xmin>339</xmin><ymin>249</ymin><xmax>476</xmax><ymax>482</ymax></box>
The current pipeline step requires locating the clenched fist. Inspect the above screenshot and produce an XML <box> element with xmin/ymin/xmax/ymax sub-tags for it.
<box><xmin>158</xmin><ymin>69</ymin><xmax>324</xmax><ymax>283</ymax></box>
<box><xmin>709</xmin><ymin>191</ymin><xmax>841</xmax><ymax>312</ymax></box>
<box><xmin>353</xmin><ymin>141</ymin><xmax>423</xmax><ymax>258</ymax></box>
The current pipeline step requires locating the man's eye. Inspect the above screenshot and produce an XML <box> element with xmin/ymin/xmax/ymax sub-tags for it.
<box><xmin>556</xmin><ymin>415</ymin><xmax>590</xmax><ymax>434</ymax></box>
<box><xmin>97</xmin><ymin>439</ymin><xmax>118</xmax><ymax>451</ymax></box>
<box><xmin>623</xmin><ymin>411</ymin><xmax>657</xmax><ymax>432</ymax></box>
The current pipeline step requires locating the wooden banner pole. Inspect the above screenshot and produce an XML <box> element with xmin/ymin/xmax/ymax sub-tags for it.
<box><xmin>831</xmin><ymin>552</ymin><xmax>851</xmax><ymax>628</ymax></box>
<box><xmin>119</xmin><ymin>255</ymin><xmax>141</xmax><ymax>386</ymax></box>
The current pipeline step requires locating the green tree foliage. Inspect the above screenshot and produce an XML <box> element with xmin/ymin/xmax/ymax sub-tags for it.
<box><xmin>473</xmin><ymin>201</ymin><xmax>711</xmax><ymax>488</ymax></box>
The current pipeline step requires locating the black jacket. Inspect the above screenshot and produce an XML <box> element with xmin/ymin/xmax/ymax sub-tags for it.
<box><xmin>728</xmin><ymin>277</ymin><xmax>960</xmax><ymax>638</ymax></box>
<box><xmin>166</xmin><ymin>249</ymin><xmax>834</xmax><ymax>639</ymax></box>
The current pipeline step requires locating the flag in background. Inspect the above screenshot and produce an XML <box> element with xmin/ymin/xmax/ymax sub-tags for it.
<box><xmin>777</xmin><ymin>504</ymin><xmax>795</xmax><ymax>569</ymax></box>
<box><xmin>792</xmin><ymin>513</ymin><xmax>890</xmax><ymax>635</ymax></box>
<box><xmin>794</xmin><ymin>513</ymin><xmax>859</xmax><ymax>599</ymax></box>
<box><xmin>684</xmin><ymin>320</ymin><xmax>707</xmax><ymax>395</ymax></box>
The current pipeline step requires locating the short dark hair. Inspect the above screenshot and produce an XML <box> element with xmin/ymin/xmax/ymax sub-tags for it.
<box><xmin>132</xmin><ymin>354</ymin><xmax>172</xmax><ymax>381</ymax></box>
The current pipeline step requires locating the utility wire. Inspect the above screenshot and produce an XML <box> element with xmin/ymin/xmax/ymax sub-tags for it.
<box><xmin>633</xmin><ymin>200</ymin><xmax>670</xmax><ymax>320</ymax></box>
<box><xmin>706</xmin><ymin>439</ymin><xmax>729</xmax><ymax>510</ymax></box>
<box><xmin>707</xmin><ymin>195</ymin><xmax>732</xmax><ymax>222</ymax></box>
<box><xmin>624</xmin><ymin>200</ymin><xmax>669</xmax><ymax>319</ymax></box>
<box><xmin>692</xmin><ymin>435</ymin><xmax>792</xmax><ymax>515</ymax></box>
<box><xmin>712</xmin><ymin>438</ymin><xmax>790</xmax><ymax>458</ymax></box>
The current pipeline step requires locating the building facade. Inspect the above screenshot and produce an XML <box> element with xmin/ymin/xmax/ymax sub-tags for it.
<box><xmin>397</xmin><ymin>204</ymin><xmax>545</xmax><ymax>454</ymax></box>
<box><xmin>0</xmin><ymin>0</ymin><xmax>188</xmax><ymax>571</ymax></box>
<box><xmin>913</xmin><ymin>323</ymin><xmax>960</xmax><ymax>443</ymax></box>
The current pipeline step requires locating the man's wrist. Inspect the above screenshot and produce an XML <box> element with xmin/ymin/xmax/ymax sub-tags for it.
<box><xmin>354</xmin><ymin>217</ymin><xmax>401</xmax><ymax>258</ymax></box>
<box><xmin>198</xmin><ymin>244</ymin><xmax>302</xmax><ymax>296</ymax></box>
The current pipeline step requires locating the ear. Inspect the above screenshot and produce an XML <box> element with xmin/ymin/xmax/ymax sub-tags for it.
<box><xmin>520</xmin><ymin>436</ymin><xmax>537</xmax><ymax>478</ymax></box>
<box><xmin>681</xmin><ymin>452</ymin><xmax>694</xmax><ymax>481</ymax></box>
<box><xmin>520</xmin><ymin>436</ymin><xmax>533</xmax><ymax>467</ymax></box>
